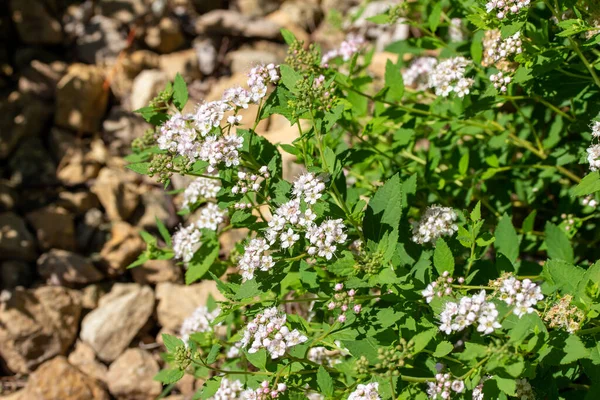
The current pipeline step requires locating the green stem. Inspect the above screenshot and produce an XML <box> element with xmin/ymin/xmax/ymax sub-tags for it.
<box><xmin>576</xmin><ymin>325</ymin><xmax>600</xmax><ymax>336</ymax></box>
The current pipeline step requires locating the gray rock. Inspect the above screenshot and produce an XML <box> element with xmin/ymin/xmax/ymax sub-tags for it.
<box><xmin>237</xmin><ymin>0</ymin><xmax>279</xmax><ymax>17</ymax></box>
<box><xmin>0</xmin><ymin>261</ymin><xmax>33</xmax><ymax>290</ymax></box>
<box><xmin>131</xmin><ymin>259</ymin><xmax>183</xmax><ymax>285</ymax></box>
<box><xmin>80</xmin><ymin>283</ymin><xmax>155</xmax><ymax>362</ymax></box>
<box><xmin>134</xmin><ymin>188</ymin><xmax>177</xmax><ymax>231</ymax></box>
<box><xmin>280</xmin><ymin>1</ymin><xmax>323</xmax><ymax>31</ymax></box>
<box><xmin>102</xmin><ymin>107</ymin><xmax>151</xmax><ymax>156</ymax></box>
<box><xmin>76</xmin><ymin>15</ymin><xmax>128</xmax><ymax>65</ymax></box>
<box><xmin>0</xmin><ymin>287</ymin><xmax>82</xmax><ymax>373</ymax></box>
<box><xmin>106</xmin><ymin>348</ymin><xmax>162</xmax><ymax>399</ymax></box>
<box><xmin>0</xmin><ymin>180</ymin><xmax>18</xmax><ymax>211</ymax></box>
<box><xmin>193</xmin><ymin>37</ymin><xmax>218</xmax><ymax>76</ymax></box>
<box><xmin>0</xmin><ymin>212</ymin><xmax>37</xmax><ymax>262</ymax></box>
<box><xmin>195</xmin><ymin>10</ymin><xmax>282</xmax><ymax>40</ymax></box>
<box><xmin>9</xmin><ymin>138</ymin><xmax>56</xmax><ymax>187</ymax></box>
<box><xmin>37</xmin><ymin>249</ymin><xmax>104</xmax><ymax>287</ymax></box>
<box><xmin>227</xmin><ymin>48</ymin><xmax>282</xmax><ymax>74</ymax></box>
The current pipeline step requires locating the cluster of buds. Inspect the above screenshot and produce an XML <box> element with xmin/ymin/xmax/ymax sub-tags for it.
<box><xmin>492</xmin><ymin>274</ymin><xmax>544</xmax><ymax>317</ymax></box>
<box><xmin>307</xmin><ymin>346</ymin><xmax>343</xmax><ymax>367</ymax></box>
<box><xmin>233</xmin><ymin>202</ymin><xmax>253</xmax><ymax>210</ymax></box>
<box><xmin>582</xmin><ymin>195</ymin><xmax>598</xmax><ymax>208</ymax></box>
<box><xmin>544</xmin><ymin>294</ymin><xmax>585</xmax><ymax>333</ymax></box>
<box><xmin>515</xmin><ymin>379</ymin><xmax>535</xmax><ymax>399</ymax></box>
<box><xmin>232</xmin><ymin>166</ymin><xmax>270</xmax><ymax>196</ymax></box>
<box><xmin>428</xmin><ymin>57</ymin><xmax>474</xmax><ymax>98</ymax></box>
<box><xmin>490</xmin><ymin>71</ymin><xmax>512</xmax><ymax>93</ymax></box>
<box><xmin>439</xmin><ymin>290</ymin><xmax>501</xmax><ymax>335</ymax></box>
<box><xmin>209</xmin><ymin>378</ymin><xmax>244</xmax><ymax>400</ymax></box>
<box><xmin>426</xmin><ymin>373</ymin><xmax>464</xmax><ymax>399</ymax></box>
<box><xmin>347</xmin><ymin>382</ymin><xmax>380</xmax><ymax>400</ymax></box>
<box><xmin>285</xmin><ymin>40</ymin><xmax>321</xmax><ymax>73</ymax></box>
<box><xmin>374</xmin><ymin>339</ymin><xmax>413</xmax><ymax>375</ymax></box>
<box><xmin>482</xmin><ymin>30</ymin><xmax>522</xmax><ymax>68</ymax></box>
<box><xmin>403</xmin><ymin>57</ymin><xmax>438</xmax><ymax>91</ymax></box>
<box><xmin>560</xmin><ymin>213</ymin><xmax>577</xmax><ymax>232</ymax></box>
<box><xmin>327</xmin><ymin>283</ymin><xmax>362</xmax><ymax>323</ymax></box>
<box><xmin>412</xmin><ymin>205</ymin><xmax>459</xmax><ymax>244</ymax></box>
<box><xmin>422</xmin><ymin>271</ymin><xmax>465</xmax><ymax>303</ymax></box>
<box><xmin>241</xmin><ymin>381</ymin><xmax>287</xmax><ymax>400</ymax></box>
<box><xmin>321</xmin><ymin>34</ymin><xmax>366</xmax><ymax>66</ymax></box>
<box><xmin>485</xmin><ymin>0</ymin><xmax>531</xmax><ymax>19</ymax></box>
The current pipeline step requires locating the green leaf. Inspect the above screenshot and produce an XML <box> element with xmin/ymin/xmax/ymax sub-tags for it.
<box><xmin>279</xmin><ymin>65</ymin><xmax>301</xmax><ymax>92</ymax></box>
<box><xmin>199</xmin><ymin>378</ymin><xmax>222</xmax><ymax>400</ymax></box>
<box><xmin>154</xmin><ymin>368</ymin><xmax>184</xmax><ymax>384</ymax></box>
<box><xmin>428</xmin><ymin>2</ymin><xmax>443</xmax><ymax>33</ymax></box>
<box><xmin>206</xmin><ymin>344</ymin><xmax>220</xmax><ymax>364</ymax></box>
<box><xmin>172</xmin><ymin>73</ymin><xmax>188</xmax><ymax>111</ymax></box>
<box><xmin>185</xmin><ymin>240</ymin><xmax>220</xmax><ymax>284</ymax></box>
<box><xmin>522</xmin><ymin>210</ymin><xmax>536</xmax><ymax>233</ymax></box>
<box><xmin>572</xmin><ymin>172</ymin><xmax>600</xmax><ymax>196</ymax></box>
<box><xmin>543</xmin><ymin>259</ymin><xmax>585</xmax><ymax>295</ymax></box>
<box><xmin>544</xmin><ymin>222</ymin><xmax>574</xmax><ymax>264</ymax></box>
<box><xmin>126</xmin><ymin>162</ymin><xmax>151</xmax><ymax>175</ymax></box>
<box><xmin>433</xmin><ymin>341</ymin><xmax>454</xmax><ymax>357</ymax></box>
<box><xmin>459</xmin><ymin>152</ymin><xmax>469</xmax><ymax>175</ymax></box>
<box><xmin>363</xmin><ymin>173</ymin><xmax>403</xmax><ymax>242</ymax></box>
<box><xmin>412</xmin><ymin>328</ymin><xmax>437</xmax><ymax>354</ymax></box>
<box><xmin>156</xmin><ymin>216</ymin><xmax>172</xmax><ymax>246</ymax></box>
<box><xmin>317</xmin><ymin>366</ymin><xmax>334</xmax><ymax>397</ymax></box>
<box><xmin>470</xmin><ymin>201</ymin><xmax>481</xmax><ymax>222</ymax></box>
<box><xmin>384</xmin><ymin>60</ymin><xmax>404</xmax><ymax>102</ymax></box>
<box><xmin>576</xmin><ymin>260</ymin><xmax>600</xmax><ymax>307</ymax></box>
<box><xmin>246</xmin><ymin>348</ymin><xmax>267</xmax><ymax>370</ymax></box>
<box><xmin>433</xmin><ymin>238</ymin><xmax>454</xmax><ymax>275</ymax></box>
<box><xmin>344</xmin><ymin>338</ymin><xmax>380</xmax><ymax>363</ymax></box>
<box><xmin>493</xmin><ymin>376</ymin><xmax>516</xmax><ymax>396</ymax></box>
<box><xmin>162</xmin><ymin>333</ymin><xmax>184</xmax><ymax>353</ymax></box>
<box><xmin>280</xmin><ymin>28</ymin><xmax>297</xmax><ymax>45</ymax></box>
<box><xmin>135</xmin><ymin>106</ymin><xmax>169</xmax><ymax>125</ymax></box>
<box><xmin>561</xmin><ymin>335</ymin><xmax>590</xmax><ymax>364</ymax></box>
<box><xmin>495</xmin><ymin>213</ymin><xmax>519</xmax><ymax>264</ymax></box>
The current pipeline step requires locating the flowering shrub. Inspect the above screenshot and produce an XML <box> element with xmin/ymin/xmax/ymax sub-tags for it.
<box><xmin>128</xmin><ymin>1</ymin><xmax>600</xmax><ymax>398</ymax></box>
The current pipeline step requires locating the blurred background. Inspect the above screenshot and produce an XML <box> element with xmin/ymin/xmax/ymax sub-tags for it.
<box><xmin>0</xmin><ymin>0</ymin><xmax>409</xmax><ymax>398</ymax></box>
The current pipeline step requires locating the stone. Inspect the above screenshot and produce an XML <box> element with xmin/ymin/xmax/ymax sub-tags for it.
<box><xmin>26</xmin><ymin>205</ymin><xmax>76</xmax><ymax>251</ymax></box>
<box><xmin>159</xmin><ymin>49</ymin><xmax>201</xmax><ymax>80</ymax></box>
<box><xmin>155</xmin><ymin>281</ymin><xmax>224</xmax><ymax>331</ymax></box>
<box><xmin>134</xmin><ymin>188</ymin><xmax>177</xmax><ymax>230</ymax></box>
<box><xmin>57</xmin><ymin>191</ymin><xmax>100</xmax><ymax>215</ymax></box>
<box><xmin>99</xmin><ymin>222</ymin><xmax>144</xmax><ymax>276</ymax></box>
<box><xmin>368</xmin><ymin>52</ymin><xmax>400</xmax><ymax>79</ymax></box>
<box><xmin>0</xmin><ymin>287</ymin><xmax>81</xmax><ymax>373</ymax></box>
<box><xmin>20</xmin><ymin>356</ymin><xmax>109</xmax><ymax>400</ymax></box>
<box><xmin>227</xmin><ymin>48</ymin><xmax>281</xmax><ymax>74</ymax></box>
<box><xmin>51</xmin><ymin>131</ymin><xmax>107</xmax><ymax>186</ymax></box>
<box><xmin>0</xmin><ymin>261</ymin><xmax>33</xmax><ymax>290</ymax></box>
<box><xmin>96</xmin><ymin>0</ymin><xmax>148</xmax><ymax>24</ymax></box>
<box><xmin>76</xmin><ymin>208</ymin><xmax>107</xmax><ymax>254</ymax></box>
<box><xmin>37</xmin><ymin>249</ymin><xmax>104</xmax><ymax>287</ymax></box>
<box><xmin>91</xmin><ymin>167</ymin><xmax>140</xmax><ymax>221</ymax></box>
<box><xmin>76</xmin><ymin>15</ymin><xmax>128</xmax><ymax>65</ymax></box>
<box><xmin>68</xmin><ymin>340</ymin><xmax>108</xmax><ymax>383</ymax></box>
<box><xmin>265</xmin><ymin>10</ymin><xmax>310</xmax><ymax>43</ymax></box>
<box><xmin>193</xmin><ymin>37</ymin><xmax>218</xmax><ymax>76</ymax></box>
<box><xmin>80</xmin><ymin>283</ymin><xmax>155</xmax><ymax>362</ymax></box>
<box><xmin>280</xmin><ymin>1</ymin><xmax>323</xmax><ymax>31</ymax></box>
<box><xmin>55</xmin><ymin>64</ymin><xmax>109</xmax><ymax>133</ymax></box>
<box><xmin>80</xmin><ymin>283</ymin><xmax>110</xmax><ymax>310</ymax></box>
<box><xmin>0</xmin><ymin>212</ymin><xmax>37</xmax><ymax>262</ymax></box>
<box><xmin>131</xmin><ymin>259</ymin><xmax>182</xmax><ymax>285</ymax></box>
<box><xmin>106</xmin><ymin>348</ymin><xmax>161</xmax><ymax>399</ymax></box>
<box><xmin>110</xmin><ymin>50</ymin><xmax>160</xmax><ymax>99</ymax></box>
<box><xmin>10</xmin><ymin>0</ymin><xmax>63</xmax><ymax>45</ymax></box>
<box><xmin>237</xmin><ymin>0</ymin><xmax>280</xmax><ymax>17</ymax></box>
<box><xmin>195</xmin><ymin>10</ymin><xmax>282</xmax><ymax>40</ymax></box>
<box><xmin>8</xmin><ymin>138</ymin><xmax>56</xmax><ymax>187</ymax></box>
<box><xmin>0</xmin><ymin>181</ymin><xmax>17</xmax><ymax>211</ymax></box>
<box><xmin>145</xmin><ymin>17</ymin><xmax>186</xmax><ymax>54</ymax></box>
<box><xmin>18</xmin><ymin>60</ymin><xmax>67</xmax><ymax>100</ymax></box>
<box><xmin>129</xmin><ymin>69</ymin><xmax>169</xmax><ymax>112</ymax></box>
<box><xmin>192</xmin><ymin>0</ymin><xmax>224</xmax><ymax>13</ymax></box>
<box><xmin>102</xmin><ymin>107</ymin><xmax>151</xmax><ymax>156</ymax></box>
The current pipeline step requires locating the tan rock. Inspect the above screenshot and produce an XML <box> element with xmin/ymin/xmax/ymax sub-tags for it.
<box><xmin>135</xmin><ymin>188</ymin><xmax>176</xmax><ymax>230</ymax></box>
<box><xmin>106</xmin><ymin>348</ymin><xmax>161</xmax><ymax>399</ymax></box>
<box><xmin>18</xmin><ymin>60</ymin><xmax>67</xmax><ymax>100</ymax></box>
<box><xmin>195</xmin><ymin>10</ymin><xmax>283</xmax><ymax>40</ymax></box>
<box><xmin>57</xmin><ymin>191</ymin><xmax>100</xmax><ymax>215</ymax></box>
<box><xmin>159</xmin><ymin>49</ymin><xmax>201</xmax><ymax>80</ymax></box>
<box><xmin>96</xmin><ymin>0</ymin><xmax>148</xmax><ymax>24</ymax></box>
<box><xmin>68</xmin><ymin>340</ymin><xmax>108</xmax><ymax>383</ymax></box>
<box><xmin>0</xmin><ymin>181</ymin><xmax>17</xmax><ymax>211</ymax></box>
<box><xmin>280</xmin><ymin>1</ymin><xmax>323</xmax><ymax>31</ymax></box>
<box><xmin>111</xmin><ymin>50</ymin><xmax>160</xmax><ymax>99</ymax></box>
<box><xmin>37</xmin><ymin>249</ymin><xmax>104</xmax><ymax>287</ymax></box>
<box><xmin>54</xmin><ymin>135</ymin><xmax>107</xmax><ymax>186</ymax></box>
<box><xmin>26</xmin><ymin>205</ymin><xmax>76</xmax><ymax>251</ymax></box>
<box><xmin>227</xmin><ymin>48</ymin><xmax>282</xmax><ymax>74</ymax></box>
<box><xmin>55</xmin><ymin>64</ymin><xmax>109</xmax><ymax>133</ymax></box>
<box><xmin>99</xmin><ymin>222</ymin><xmax>145</xmax><ymax>276</ymax></box>
<box><xmin>91</xmin><ymin>167</ymin><xmax>140</xmax><ymax>221</ymax></box>
<box><xmin>265</xmin><ymin>10</ymin><xmax>310</xmax><ymax>43</ymax></box>
<box><xmin>129</xmin><ymin>69</ymin><xmax>169</xmax><ymax>112</ymax></box>
<box><xmin>0</xmin><ymin>212</ymin><xmax>37</xmax><ymax>262</ymax></box>
<box><xmin>80</xmin><ymin>284</ymin><xmax>109</xmax><ymax>310</ymax></box>
<box><xmin>237</xmin><ymin>0</ymin><xmax>280</xmax><ymax>17</ymax></box>
<box><xmin>156</xmin><ymin>281</ymin><xmax>224</xmax><ymax>331</ymax></box>
<box><xmin>145</xmin><ymin>17</ymin><xmax>186</xmax><ymax>54</ymax></box>
<box><xmin>368</xmin><ymin>52</ymin><xmax>400</xmax><ymax>79</ymax></box>
<box><xmin>131</xmin><ymin>259</ymin><xmax>182</xmax><ymax>285</ymax></box>
<box><xmin>80</xmin><ymin>283</ymin><xmax>155</xmax><ymax>362</ymax></box>
<box><xmin>21</xmin><ymin>356</ymin><xmax>108</xmax><ymax>400</ymax></box>
<box><xmin>0</xmin><ymin>287</ymin><xmax>81</xmax><ymax>373</ymax></box>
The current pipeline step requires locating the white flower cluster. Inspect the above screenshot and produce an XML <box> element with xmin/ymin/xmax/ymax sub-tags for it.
<box><xmin>239</xmin><ymin>307</ymin><xmax>308</xmax><ymax>359</ymax></box>
<box><xmin>347</xmin><ymin>382</ymin><xmax>380</xmax><ymax>400</ymax></box>
<box><xmin>307</xmin><ymin>346</ymin><xmax>343</xmax><ymax>366</ymax></box>
<box><xmin>482</xmin><ymin>31</ymin><xmax>522</xmax><ymax>67</ymax></box>
<box><xmin>292</xmin><ymin>172</ymin><xmax>328</xmax><ymax>204</ymax></box>
<box><xmin>327</xmin><ymin>284</ymin><xmax>362</xmax><ymax>323</ymax></box>
<box><xmin>422</xmin><ymin>271</ymin><xmax>465</xmax><ymax>303</ymax></box>
<box><xmin>306</xmin><ymin>219</ymin><xmax>348</xmax><ymax>260</ymax></box>
<box><xmin>209</xmin><ymin>378</ymin><xmax>244</xmax><ymax>400</ymax></box>
<box><xmin>426</xmin><ymin>373</ymin><xmax>464</xmax><ymax>399</ymax></box>
<box><xmin>592</xmin><ymin>121</ymin><xmax>600</xmax><ymax>138</ymax></box>
<box><xmin>240</xmin><ymin>381</ymin><xmax>287</xmax><ymax>400</ymax></box>
<box><xmin>182</xmin><ymin>176</ymin><xmax>221</xmax><ymax>210</ymax></box>
<box><xmin>471</xmin><ymin>376</ymin><xmax>491</xmax><ymax>400</ymax></box>
<box><xmin>490</xmin><ymin>71</ymin><xmax>512</xmax><ymax>93</ymax></box>
<box><xmin>322</xmin><ymin>34</ymin><xmax>366</xmax><ymax>65</ymax></box>
<box><xmin>439</xmin><ymin>291</ymin><xmax>501</xmax><ymax>335</ymax></box>
<box><xmin>515</xmin><ymin>379</ymin><xmax>534</xmax><ymax>400</ymax></box>
<box><xmin>172</xmin><ymin>223</ymin><xmax>203</xmax><ymax>263</ymax></box>
<box><xmin>582</xmin><ymin>194</ymin><xmax>598</xmax><ymax>208</ymax></box>
<box><xmin>495</xmin><ymin>276</ymin><xmax>544</xmax><ymax>317</ymax></box>
<box><xmin>179</xmin><ymin>305</ymin><xmax>220</xmax><ymax>345</ymax></box>
<box><xmin>448</xmin><ymin>18</ymin><xmax>466</xmax><ymax>42</ymax></box>
<box><xmin>156</xmin><ymin>64</ymin><xmax>279</xmax><ymax>170</ymax></box>
<box><xmin>412</xmin><ymin>205</ymin><xmax>459</xmax><ymax>244</ymax></box>
<box><xmin>587</xmin><ymin>144</ymin><xmax>600</xmax><ymax>171</ymax></box>
<box><xmin>196</xmin><ymin>202</ymin><xmax>227</xmax><ymax>231</ymax></box>
<box><xmin>238</xmin><ymin>238</ymin><xmax>274</xmax><ymax>281</ymax></box>
<box><xmin>403</xmin><ymin>57</ymin><xmax>438</xmax><ymax>91</ymax></box>
<box><xmin>232</xmin><ymin>166</ymin><xmax>270</xmax><ymax>195</ymax></box>
<box><xmin>428</xmin><ymin>57</ymin><xmax>474</xmax><ymax>98</ymax></box>
<box><xmin>486</xmin><ymin>0</ymin><xmax>531</xmax><ymax>19</ymax></box>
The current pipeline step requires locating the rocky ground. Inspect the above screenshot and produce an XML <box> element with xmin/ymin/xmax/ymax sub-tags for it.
<box><xmin>0</xmin><ymin>0</ymin><xmax>408</xmax><ymax>399</ymax></box>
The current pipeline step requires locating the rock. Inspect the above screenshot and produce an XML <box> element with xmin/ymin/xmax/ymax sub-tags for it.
<box><xmin>76</xmin><ymin>15</ymin><xmax>128</xmax><ymax>65</ymax></box>
<box><xmin>237</xmin><ymin>0</ymin><xmax>280</xmax><ymax>17</ymax></box>
<box><xmin>0</xmin><ymin>287</ymin><xmax>81</xmax><ymax>373</ymax></box>
<box><xmin>159</xmin><ymin>49</ymin><xmax>201</xmax><ymax>80</ymax></box>
<box><xmin>227</xmin><ymin>47</ymin><xmax>282</xmax><ymax>74</ymax></box>
<box><xmin>0</xmin><ymin>212</ymin><xmax>37</xmax><ymax>262</ymax></box>
<box><xmin>57</xmin><ymin>191</ymin><xmax>100</xmax><ymax>215</ymax></box>
<box><xmin>91</xmin><ymin>167</ymin><xmax>140</xmax><ymax>221</ymax></box>
<box><xmin>129</xmin><ymin>69</ymin><xmax>169</xmax><ymax>112</ymax></box>
<box><xmin>80</xmin><ymin>283</ymin><xmax>110</xmax><ymax>310</ymax></box>
<box><xmin>51</xmin><ymin>131</ymin><xmax>107</xmax><ymax>186</ymax></box>
<box><xmin>26</xmin><ymin>205</ymin><xmax>76</xmax><ymax>251</ymax></box>
<box><xmin>76</xmin><ymin>208</ymin><xmax>107</xmax><ymax>253</ymax></box>
<box><xmin>368</xmin><ymin>52</ymin><xmax>400</xmax><ymax>79</ymax></box>
<box><xmin>350</xmin><ymin>1</ymin><xmax>409</xmax><ymax>51</ymax></box>
<box><xmin>18</xmin><ymin>60</ymin><xmax>67</xmax><ymax>100</ymax></box>
<box><xmin>102</xmin><ymin>107</ymin><xmax>151</xmax><ymax>156</ymax></box>
<box><xmin>55</xmin><ymin>64</ymin><xmax>109</xmax><ymax>134</ymax></box>
<box><xmin>9</xmin><ymin>138</ymin><xmax>56</xmax><ymax>187</ymax></box>
<box><xmin>20</xmin><ymin>356</ymin><xmax>109</xmax><ymax>400</ymax></box>
<box><xmin>106</xmin><ymin>348</ymin><xmax>161</xmax><ymax>399</ymax></box>
<box><xmin>0</xmin><ymin>261</ymin><xmax>33</xmax><ymax>290</ymax></box>
<box><xmin>280</xmin><ymin>1</ymin><xmax>323</xmax><ymax>31</ymax></box>
<box><xmin>145</xmin><ymin>17</ymin><xmax>186</xmax><ymax>54</ymax></box>
<box><xmin>155</xmin><ymin>281</ymin><xmax>224</xmax><ymax>331</ymax></box>
<box><xmin>265</xmin><ymin>10</ymin><xmax>310</xmax><ymax>43</ymax></box>
<box><xmin>134</xmin><ymin>188</ymin><xmax>176</xmax><ymax>230</ymax></box>
<box><xmin>193</xmin><ymin>37</ymin><xmax>218</xmax><ymax>76</ymax></box>
<box><xmin>80</xmin><ymin>283</ymin><xmax>155</xmax><ymax>362</ymax></box>
<box><xmin>195</xmin><ymin>10</ymin><xmax>282</xmax><ymax>40</ymax></box>
<box><xmin>37</xmin><ymin>249</ymin><xmax>104</xmax><ymax>287</ymax></box>
<box><xmin>99</xmin><ymin>221</ymin><xmax>144</xmax><ymax>276</ymax></box>
<box><xmin>0</xmin><ymin>92</ymin><xmax>52</xmax><ymax>160</ymax></box>
<box><xmin>96</xmin><ymin>0</ymin><xmax>148</xmax><ymax>24</ymax></box>
<box><xmin>0</xmin><ymin>181</ymin><xmax>17</xmax><ymax>211</ymax></box>
<box><xmin>192</xmin><ymin>0</ymin><xmax>224</xmax><ymax>13</ymax></box>
<box><xmin>10</xmin><ymin>0</ymin><xmax>63</xmax><ymax>45</ymax></box>
<box><xmin>68</xmin><ymin>340</ymin><xmax>108</xmax><ymax>383</ymax></box>
<box><xmin>110</xmin><ymin>50</ymin><xmax>160</xmax><ymax>99</ymax></box>
<box><xmin>131</xmin><ymin>259</ymin><xmax>182</xmax><ymax>285</ymax></box>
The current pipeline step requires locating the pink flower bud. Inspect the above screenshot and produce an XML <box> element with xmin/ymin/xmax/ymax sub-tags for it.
<box><xmin>334</xmin><ymin>283</ymin><xmax>343</xmax><ymax>291</ymax></box>
<box><xmin>341</xmin><ymin>304</ymin><xmax>348</xmax><ymax>312</ymax></box>
<box><xmin>353</xmin><ymin>304</ymin><xmax>362</xmax><ymax>313</ymax></box>
<box><xmin>338</xmin><ymin>314</ymin><xmax>346</xmax><ymax>323</ymax></box>
<box><xmin>327</xmin><ymin>302</ymin><xmax>336</xmax><ymax>310</ymax></box>
<box><xmin>348</xmin><ymin>289</ymin><xmax>356</xmax><ymax>297</ymax></box>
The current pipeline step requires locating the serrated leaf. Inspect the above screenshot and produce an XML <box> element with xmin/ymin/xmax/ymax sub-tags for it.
<box><xmin>317</xmin><ymin>366</ymin><xmax>334</xmax><ymax>397</ymax></box>
<box><xmin>433</xmin><ymin>341</ymin><xmax>454</xmax><ymax>357</ymax></box>
<box><xmin>154</xmin><ymin>368</ymin><xmax>184</xmax><ymax>384</ymax></box>
<box><xmin>428</xmin><ymin>2</ymin><xmax>443</xmax><ymax>33</ymax></box>
<box><xmin>156</xmin><ymin>216</ymin><xmax>171</xmax><ymax>246</ymax></box>
<box><xmin>384</xmin><ymin>60</ymin><xmax>404</xmax><ymax>102</ymax></box>
<box><xmin>363</xmin><ymin>173</ymin><xmax>403</xmax><ymax>242</ymax></box>
<box><xmin>495</xmin><ymin>213</ymin><xmax>519</xmax><ymax>264</ymax></box>
<box><xmin>561</xmin><ymin>335</ymin><xmax>590</xmax><ymax>364</ymax></box>
<box><xmin>572</xmin><ymin>172</ymin><xmax>600</xmax><ymax>196</ymax></box>
<box><xmin>185</xmin><ymin>240</ymin><xmax>220</xmax><ymax>284</ymax></box>
<box><xmin>206</xmin><ymin>344</ymin><xmax>221</xmax><ymax>364</ymax></box>
<box><xmin>279</xmin><ymin>64</ymin><xmax>301</xmax><ymax>92</ymax></box>
<box><xmin>246</xmin><ymin>348</ymin><xmax>267</xmax><ymax>370</ymax></box>
<box><xmin>162</xmin><ymin>333</ymin><xmax>184</xmax><ymax>353</ymax></box>
<box><xmin>173</xmin><ymin>73</ymin><xmax>188</xmax><ymax>111</ymax></box>
<box><xmin>470</xmin><ymin>201</ymin><xmax>481</xmax><ymax>222</ymax></box>
<box><xmin>543</xmin><ymin>259</ymin><xmax>585</xmax><ymax>295</ymax></box>
<box><xmin>433</xmin><ymin>238</ymin><xmax>454</xmax><ymax>275</ymax></box>
<box><xmin>126</xmin><ymin>162</ymin><xmax>151</xmax><ymax>175</ymax></box>
<box><xmin>544</xmin><ymin>222</ymin><xmax>574</xmax><ymax>264</ymax></box>
<box><xmin>280</xmin><ymin>28</ymin><xmax>297</xmax><ymax>45</ymax></box>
